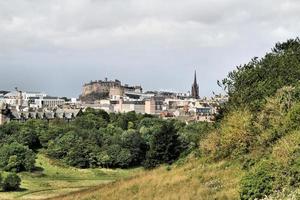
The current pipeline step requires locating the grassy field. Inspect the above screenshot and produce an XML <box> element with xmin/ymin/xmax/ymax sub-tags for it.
<box><xmin>0</xmin><ymin>154</ymin><xmax>138</xmax><ymax>200</ymax></box>
<box><xmin>0</xmin><ymin>154</ymin><xmax>243</xmax><ymax>200</ymax></box>
<box><xmin>50</xmin><ymin>157</ymin><xmax>243</xmax><ymax>200</ymax></box>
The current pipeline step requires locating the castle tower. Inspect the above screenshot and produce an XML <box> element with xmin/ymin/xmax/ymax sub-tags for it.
<box><xmin>191</xmin><ymin>70</ymin><xmax>199</xmax><ymax>99</ymax></box>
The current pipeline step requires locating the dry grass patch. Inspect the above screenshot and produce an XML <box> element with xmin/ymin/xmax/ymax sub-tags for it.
<box><xmin>51</xmin><ymin>158</ymin><xmax>243</xmax><ymax>200</ymax></box>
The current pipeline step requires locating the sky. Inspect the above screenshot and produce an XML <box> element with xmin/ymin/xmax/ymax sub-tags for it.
<box><xmin>0</xmin><ymin>0</ymin><xmax>300</xmax><ymax>98</ymax></box>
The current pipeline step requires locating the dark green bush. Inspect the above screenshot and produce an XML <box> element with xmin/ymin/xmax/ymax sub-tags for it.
<box><xmin>240</xmin><ymin>160</ymin><xmax>276</xmax><ymax>200</ymax></box>
<box><xmin>2</xmin><ymin>173</ymin><xmax>21</xmax><ymax>191</ymax></box>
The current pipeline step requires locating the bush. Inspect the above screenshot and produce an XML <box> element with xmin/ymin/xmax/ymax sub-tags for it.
<box><xmin>271</xmin><ymin>131</ymin><xmax>300</xmax><ymax>165</ymax></box>
<box><xmin>240</xmin><ymin>160</ymin><xmax>276</xmax><ymax>200</ymax></box>
<box><xmin>2</xmin><ymin>173</ymin><xmax>21</xmax><ymax>191</ymax></box>
<box><xmin>285</xmin><ymin>102</ymin><xmax>300</xmax><ymax>131</ymax></box>
<box><xmin>200</xmin><ymin>110</ymin><xmax>253</xmax><ymax>160</ymax></box>
<box><xmin>199</xmin><ymin>131</ymin><xmax>221</xmax><ymax>159</ymax></box>
<box><xmin>220</xmin><ymin>110</ymin><xmax>254</xmax><ymax>158</ymax></box>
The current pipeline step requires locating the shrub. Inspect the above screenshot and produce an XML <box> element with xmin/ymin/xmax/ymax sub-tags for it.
<box><xmin>271</xmin><ymin>131</ymin><xmax>300</xmax><ymax>165</ymax></box>
<box><xmin>200</xmin><ymin>110</ymin><xmax>253</xmax><ymax>160</ymax></box>
<box><xmin>200</xmin><ymin>131</ymin><xmax>221</xmax><ymax>159</ymax></box>
<box><xmin>2</xmin><ymin>173</ymin><xmax>21</xmax><ymax>191</ymax></box>
<box><xmin>285</xmin><ymin>102</ymin><xmax>300</xmax><ymax>131</ymax></box>
<box><xmin>220</xmin><ymin>109</ymin><xmax>254</xmax><ymax>158</ymax></box>
<box><xmin>240</xmin><ymin>160</ymin><xmax>276</xmax><ymax>200</ymax></box>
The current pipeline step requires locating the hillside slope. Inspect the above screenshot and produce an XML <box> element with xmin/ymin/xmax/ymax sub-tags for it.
<box><xmin>50</xmin><ymin>157</ymin><xmax>243</xmax><ymax>200</ymax></box>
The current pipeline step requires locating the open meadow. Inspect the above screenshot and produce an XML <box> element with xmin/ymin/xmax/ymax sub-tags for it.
<box><xmin>0</xmin><ymin>154</ymin><xmax>138</xmax><ymax>200</ymax></box>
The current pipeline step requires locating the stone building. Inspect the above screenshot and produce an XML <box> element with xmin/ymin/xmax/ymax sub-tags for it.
<box><xmin>81</xmin><ymin>78</ymin><xmax>142</xmax><ymax>101</ymax></box>
<box><xmin>145</xmin><ymin>97</ymin><xmax>163</xmax><ymax>115</ymax></box>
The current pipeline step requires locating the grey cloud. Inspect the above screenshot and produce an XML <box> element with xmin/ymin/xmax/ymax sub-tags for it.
<box><xmin>0</xmin><ymin>0</ymin><xmax>300</xmax><ymax>97</ymax></box>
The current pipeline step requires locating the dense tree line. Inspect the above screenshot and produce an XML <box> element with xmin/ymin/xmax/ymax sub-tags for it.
<box><xmin>0</xmin><ymin>108</ymin><xmax>213</xmax><ymax>172</ymax></box>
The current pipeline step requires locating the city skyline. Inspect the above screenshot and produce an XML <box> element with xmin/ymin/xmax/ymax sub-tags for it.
<box><xmin>1</xmin><ymin>0</ymin><xmax>300</xmax><ymax>97</ymax></box>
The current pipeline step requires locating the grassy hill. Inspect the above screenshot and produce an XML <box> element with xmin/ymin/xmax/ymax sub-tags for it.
<box><xmin>0</xmin><ymin>154</ymin><xmax>138</xmax><ymax>200</ymax></box>
<box><xmin>49</xmin><ymin>156</ymin><xmax>243</xmax><ymax>200</ymax></box>
<box><xmin>52</xmin><ymin>41</ymin><xmax>300</xmax><ymax>200</ymax></box>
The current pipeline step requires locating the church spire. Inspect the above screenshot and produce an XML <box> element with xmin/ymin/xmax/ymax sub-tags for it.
<box><xmin>191</xmin><ymin>70</ymin><xmax>199</xmax><ymax>99</ymax></box>
<box><xmin>194</xmin><ymin>70</ymin><xmax>197</xmax><ymax>85</ymax></box>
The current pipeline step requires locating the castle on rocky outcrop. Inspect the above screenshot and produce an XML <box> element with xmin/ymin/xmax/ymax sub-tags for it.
<box><xmin>80</xmin><ymin>78</ymin><xmax>142</xmax><ymax>102</ymax></box>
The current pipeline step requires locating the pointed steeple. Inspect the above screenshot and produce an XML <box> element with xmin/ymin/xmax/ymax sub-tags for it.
<box><xmin>194</xmin><ymin>70</ymin><xmax>197</xmax><ymax>85</ymax></box>
<box><xmin>191</xmin><ymin>70</ymin><xmax>199</xmax><ymax>99</ymax></box>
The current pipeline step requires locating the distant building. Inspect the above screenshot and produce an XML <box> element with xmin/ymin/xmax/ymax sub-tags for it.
<box><xmin>115</xmin><ymin>99</ymin><xmax>145</xmax><ymax>114</ymax></box>
<box><xmin>35</xmin><ymin>96</ymin><xmax>65</xmax><ymax>108</ymax></box>
<box><xmin>191</xmin><ymin>70</ymin><xmax>199</xmax><ymax>99</ymax></box>
<box><xmin>80</xmin><ymin>78</ymin><xmax>142</xmax><ymax>102</ymax></box>
<box><xmin>145</xmin><ymin>98</ymin><xmax>163</xmax><ymax>115</ymax></box>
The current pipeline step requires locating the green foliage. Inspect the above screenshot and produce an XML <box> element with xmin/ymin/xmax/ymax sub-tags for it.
<box><xmin>208</xmin><ymin>38</ymin><xmax>300</xmax><ymax>199</ymax></box>
<box><xmin>100</xmin><ymin>144</ymin><xmax>132</xmax><ymax>168</ymax></box>
<box><xmin>74</xmin><ymin>114</ymin><xmax>108</xmax><ymax>129</ymax></box>
<box><xmin>38</xmin><ymin>125</ymin><xmax>69</xmax><ymax>148</ymax></box>
<box><xmin>0</xmin><ymin>142</ymin><xmax>35</xmax><ymax>172</ymax></box>
<box><xmin>220</xmin><ymin>38</ymin><xmax>300</xmax><ymax>111</ymax></box>
<box><xmin>84</xmin><ymin>108</ymin><xmax>110</xmax><ymax>122</ymax></box>
<box><xmin>143</xmin><ymin>120</ymin><xmax>182</xmax><ymax>169</ymax></box>
<box><xmin>240</xmin><ymin>160</ymin><xmax>276</xmax><ymax>200</ymax></box>
<box><xmin>0</xmin><ymin>107</ymin><xmax>207</xmax><ymax>171</ymax></box>
<box><xmin>2</xmin><ymin>173</ymin><xmax>21</xmax><ymax>191</ymax></box>
<box><xmin>0</xmin><ymin>172</ymin><xmax>2</xmax><ymax>188</ymax></box>
<box><xmin>285</xmin><ymin>102</ymin><xmax>300</xmax><ymax>131</ymax></box>
<box><xmin>16</xmin><ymin>127</ymin><xmax>41</xmax><ymax>149</ymax></box>
<box><xmin>178</xmin><ymin>122</ymin><xmax>213</xmax><ymax>154</ymax></box>
<box><xmin>121</xmin><ymin>130</ymin><xmax>147</xmax><ymax>166</ymax></box>
<box><xmin>42</xmin><ymin>110</ymin><xmax>192</xmax><ymax>169</ymax></box>
<box><xmin>201</xmin><ymin>109</ymin><xmax>253</xmax><ymax>160</ymax></box>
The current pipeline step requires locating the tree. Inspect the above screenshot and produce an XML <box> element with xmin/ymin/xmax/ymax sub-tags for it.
<box><xmin>84</xmin><ymin>108</ymin><xmax>110</xmax><ymax>122</ymax></box>
<box><xmin>16</xmin><ymin>127</ymin><xmax>40</xmax><ymax>150</ymax></box>
<box><xmin>74</xmin><ymin>114</ymin><xmax>108</xmax><ymax>130</ymax></box>
<box><xmin>0</xmin><ymin>142</ymin><xmax>35</xmax><ymax>172</ymax></box>
<box><xmin>220</xmin><ymin>38</ymin><xmax>300</xmax><ymax>112</ymax></box>
<box><xmin>143</xmin><ymin>121</ymin><xmax>182</xmax><ymax>168</ymax></box>
<box><xmin>178</xmin><ymin>122</ymin><xmax>212</xmax><ymax>153</ymax></box>
<box><xmin>121</xmin><ymin>130</ymin><xmax>147</xmax><ymax>166</ymax></box>
<box><xmin>99</xmin><ymin>144</ymin><xmax>132</xmax><ymax>168</ymax></box>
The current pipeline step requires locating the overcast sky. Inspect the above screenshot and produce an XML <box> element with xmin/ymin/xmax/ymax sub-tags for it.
<box><xmin>0</xmin><ymin>0</ymin><xmax>299</xmax><ymax>97</ymax></box>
